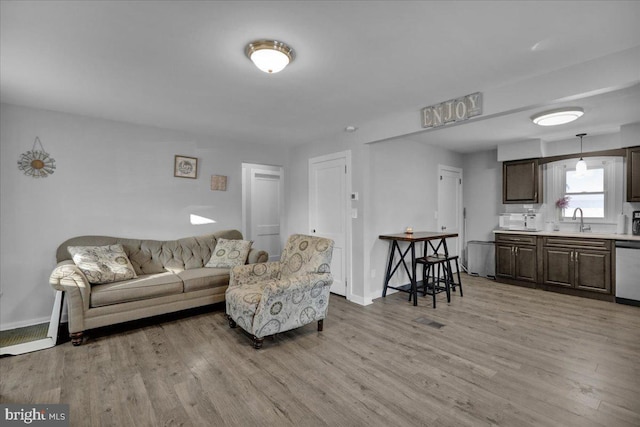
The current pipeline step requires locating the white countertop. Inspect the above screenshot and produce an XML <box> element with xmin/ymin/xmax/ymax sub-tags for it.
<box><xmin>493</xmin><ymin>229</ymin><xmax>640</xmax><ymax>241</ymax></box>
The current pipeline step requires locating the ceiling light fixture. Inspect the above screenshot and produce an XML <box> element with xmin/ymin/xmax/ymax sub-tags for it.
<box><xmin>531</xmin><ymin>107</ymin><xmax>584</xmax><ymax>126</ymax></box>
<box><xmin>575</xmin><ymin>133</ymin><xmax>587</xmax><ymax>175</ymax></box>
<box><xmin>245</xmin><ymin>39</ymin><xmax>295</xmax><ymax>74</ymax></box>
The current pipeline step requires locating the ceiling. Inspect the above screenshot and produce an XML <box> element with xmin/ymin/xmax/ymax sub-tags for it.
<box><xmin>1</xmin><ymin>1</ymin><xmax>639</xmax><ymax>151</ymax></box>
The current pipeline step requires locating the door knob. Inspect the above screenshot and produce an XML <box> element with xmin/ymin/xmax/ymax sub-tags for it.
<box><xmin>441</xmin><ymin>226</ymin><xmax>446</xmax><ymax>230</ymax></box>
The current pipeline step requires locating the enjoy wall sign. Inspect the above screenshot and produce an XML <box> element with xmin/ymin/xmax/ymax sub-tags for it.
<box><xmin>421</xmin><ymin>92</ymin><xmax>483</xmax><ymax>128</ymax></box>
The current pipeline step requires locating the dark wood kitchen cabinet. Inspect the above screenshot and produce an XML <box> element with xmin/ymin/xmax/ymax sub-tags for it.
<box><xmin>541</xmin><ymin>236</ymin><xmax>611</xmax><ymax>295</ymax></box>
<box><xmin>502</xmin><ymin>159</ymin><xmax>542</xmax><ymax>204</ymax></box>
<box><xmin>495</xmin><ymin>233</ymin><xmax>614</xmax><ymax>302</ymax></box>
<box><xmin>627</xmin><ymin>146</ymin><xmax>640</xmax><ymax>202</ymax></box>
<box><xmin>495</xmin><ymin>233</ymin><xmax>537</xmax><ymax>286</ymax></box>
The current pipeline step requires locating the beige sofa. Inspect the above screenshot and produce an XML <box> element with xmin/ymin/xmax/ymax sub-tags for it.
<box><xmin>49</xmin><ymin>229</ymin><xmax>267</xmax><ymax>345</ymax></box>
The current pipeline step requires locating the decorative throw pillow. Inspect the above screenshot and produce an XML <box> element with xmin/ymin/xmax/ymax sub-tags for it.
<box><xmin>205</xmin><ymin>238</ymin><xmax>252</xmax><ymax>268</ymax></box>
<box><xmin>68</xmin><ymin>244</ymin><xmax>138</xmax><ymax>284</ymax></box>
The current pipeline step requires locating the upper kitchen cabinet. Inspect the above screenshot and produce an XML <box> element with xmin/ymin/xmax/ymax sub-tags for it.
<box><xmin>502</xmin><ymin>159</ymin><xmax>542</xmax><ymax>204</ymax></box>
<box><xmin>627</xmin><ymin>146</ymin><xmax>640</xmax><ymax>202</ymax></box>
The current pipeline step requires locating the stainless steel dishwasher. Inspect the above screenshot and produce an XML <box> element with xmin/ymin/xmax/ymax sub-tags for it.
<box><xmin>615</xmin><ymin>240</ymin><xmax>640</xmax><ymax>306</ymax></box>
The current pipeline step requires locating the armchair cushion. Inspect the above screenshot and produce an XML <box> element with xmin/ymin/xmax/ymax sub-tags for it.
<box><xmin>229</xmin><ymin>262</ymin><xmax>282</xmax><ymax>288</ymax></box>
<box><xmin>68</xmin><ymin>244</ymin><xmax>137</xmax><ymax>284</ymax></box>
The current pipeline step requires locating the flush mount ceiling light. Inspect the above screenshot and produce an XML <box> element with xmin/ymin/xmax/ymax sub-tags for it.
<box><xmin>575</xmin><ymin>133</ymin><xmax>587</xmax><ymax>175</ymax></box>
<box><xmin>245</xmin><ymin>39</ymin><xmax>295</xmax><ymax>74</ymax></box>
<box><xmin>531</xmin><ymin>107</ymin><xmax>584</xmax><ymax>126</ymax></box>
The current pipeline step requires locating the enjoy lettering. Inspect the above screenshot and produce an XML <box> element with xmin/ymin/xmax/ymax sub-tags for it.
<box><xmin>421</xmin><ymin>92</ymin><xmax>483</xmax><ymax>128</ymax></box>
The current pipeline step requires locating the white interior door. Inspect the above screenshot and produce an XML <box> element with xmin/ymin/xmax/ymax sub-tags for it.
<box><xmin>437</xmin><ymin>165</ymin><xmax>463</xmax><ymax>257</ymax></box>
<box><xmin>309</xmin><ymin>152</ymin><xmax>351</xmax><ymax>297</ymax></box>
<box><xmin>243</xmin><ymin>164</ymin><xmax>283</xmax><ymax>261</ymax></box>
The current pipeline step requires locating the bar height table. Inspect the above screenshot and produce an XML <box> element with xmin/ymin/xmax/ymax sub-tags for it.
<box><xmin>379</xmin><ymin>231</ymin><xmax>458</xmax><ymax>306</ymax></box>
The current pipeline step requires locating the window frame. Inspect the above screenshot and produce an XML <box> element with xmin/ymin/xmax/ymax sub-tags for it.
<box><xmin>545</xmin><ymin>156</ymin><xmax>623</xmax><ymax>225</ymax></box>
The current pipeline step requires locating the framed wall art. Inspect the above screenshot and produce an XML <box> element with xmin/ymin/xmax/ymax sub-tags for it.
<box><xmin>174</xmin><ymin>155</ymin><xmax>198</xmax><ymax>179</ymax></box>
<box><xmin>211</xmin><ymin>175</ymin><xmax>227</xmax><ymax>191</ymax></box>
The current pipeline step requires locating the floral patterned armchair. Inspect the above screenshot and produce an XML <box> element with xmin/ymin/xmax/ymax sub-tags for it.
<box><xmin>225</xmin><ymin>234</ymin><xmax>334</xmax><ymax>349</ymax></box>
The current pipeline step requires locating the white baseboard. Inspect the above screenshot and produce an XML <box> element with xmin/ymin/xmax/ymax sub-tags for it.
<box><xmin>346</xmin><ymin>294</ymin><xmax>373</xmax><ymax>306</ymax></box>
<box><xmin>0</xmin><ymin>316</ymin><xmax>51</xmax><ymax>331</ymax></box>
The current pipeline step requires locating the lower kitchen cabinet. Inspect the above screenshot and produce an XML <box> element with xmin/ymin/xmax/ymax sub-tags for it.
<box><xmin>495</xmin><ymin>233</ymin><xmax>613</xmax><ymax>301</ymax></box>
<box><xmin>495</xmin><ymin>234</ymin><xmax>537</xmax><ymax>285</ymax></box>
<box><xmin>542</xmin><ymin>236</ymin><xmax>611</xmax><ymax>294</ymax></box>
<box><xmin>542</xmin><ymin>247</ymin><xmax>611</xmax><ymax>293</ymax></box>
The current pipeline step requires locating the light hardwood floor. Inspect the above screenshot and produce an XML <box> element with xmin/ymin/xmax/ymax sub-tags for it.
<box><xmin>1</xmin><ymin>274</ymin><xmax>639</xmax><ymax>426</ymax></box>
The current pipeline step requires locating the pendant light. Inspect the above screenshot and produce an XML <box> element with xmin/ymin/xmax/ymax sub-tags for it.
<box><xmin>575</xmin><ymin>133</ymin><xmax>587</xmax><ymax>176</ymax></box>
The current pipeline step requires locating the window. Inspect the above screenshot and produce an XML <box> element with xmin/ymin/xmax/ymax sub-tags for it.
<box><xmin>561</xmin><ymin>167</ymin><xmax>605</xmax><ymax>219</ymax></box>
<box><xmin>546</xmin><ymin>157</ymin><xmax>623</xmax><ymax>224</ymax></box>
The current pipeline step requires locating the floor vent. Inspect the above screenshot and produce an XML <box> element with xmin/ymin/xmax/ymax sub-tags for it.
<box><xmin>414</xmin><ymin>317</ymin><xmax>445</xmax><ymax>329</ymax></box>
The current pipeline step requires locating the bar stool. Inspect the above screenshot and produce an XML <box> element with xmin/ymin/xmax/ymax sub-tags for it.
<box><xmin>432</xmin><ymin>254</ymin><xmax>463</xmax><ymax>297</ymax></box>
<box><xmin>415</xmin><ymin>255</ymin><xmax>452</xmax><ymax>308</ymax></box>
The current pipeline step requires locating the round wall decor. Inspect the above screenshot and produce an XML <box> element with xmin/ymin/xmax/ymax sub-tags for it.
<box><xmin>17</xmin><ymin>137</ymin><xmax>56</xmax><ymax>178</ymax></box>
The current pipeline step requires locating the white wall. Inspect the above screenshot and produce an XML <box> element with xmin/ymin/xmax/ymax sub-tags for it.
<box><xmin>0</xmin><ymin>103</ymin><xmax>286</xmax><ymax>329</ymax></box>
<box><xmin>462</xmin><ymin>149</ymin><xmax>502</xmax><ymax>244</ymax></box>
<box><xmin>367</xmin><ymin>138</ymin><xmax>463</xmax><ymax>300</ymax></box>
<box><xmin>497</xmin><ymin>140</ymin><xmax>543</xmax><ymax>162</ymax></box>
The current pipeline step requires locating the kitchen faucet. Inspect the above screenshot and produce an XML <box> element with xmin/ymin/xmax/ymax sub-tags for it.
<box><xmin>572</xmin><ymin>207</ymin><xmax>591</xmax><ymax>232</ymax></box>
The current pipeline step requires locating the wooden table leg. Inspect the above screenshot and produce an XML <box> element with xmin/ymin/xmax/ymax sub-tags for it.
<box><xmin>410</xmin><ymin>242</ymin><xmax>417</xmax><ymax>306</ymax></box>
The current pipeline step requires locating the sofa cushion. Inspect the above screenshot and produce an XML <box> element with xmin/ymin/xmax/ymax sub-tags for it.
<box><xmin>205</xmin><ymin>238</ymin><xmax>252</xmax><ymax>268</ymax></box>
<box><xmin>90</xmin><ymin>272</ymin><xmax>183</xmax><ymax>307</ymax></box>
<box><xmin>178</xmin><ymin>267</ymin><xmax>230</xmax><ymax>292</ymax></box>
<box><xmin>68</xmin><ymin>244</ymin><xmax>137</xmax><ymax>284</ymax></box>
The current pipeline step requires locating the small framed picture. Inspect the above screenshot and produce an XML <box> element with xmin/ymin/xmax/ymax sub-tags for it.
<box><xmin>174</xmin><ymin>155</ymin><xmax>198</xmax><ymax>179</ymax></box>
<box><xmin>211</xmin><ymin>175</ymin><xmax>228</xmax><ymax>191</ymax></box>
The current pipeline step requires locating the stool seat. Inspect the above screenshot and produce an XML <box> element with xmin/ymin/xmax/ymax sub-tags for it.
<box><xmin>416</xmin><ymin>255</ymin><xmax>447</xmax><ymax>264</ymax></box>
